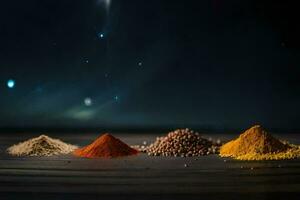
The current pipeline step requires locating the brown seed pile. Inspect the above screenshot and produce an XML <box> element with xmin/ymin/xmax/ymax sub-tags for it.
<box><xmin>145</xmin><ymin>129</ymin><xmax>220</xmax><ymax>157</ymax></box>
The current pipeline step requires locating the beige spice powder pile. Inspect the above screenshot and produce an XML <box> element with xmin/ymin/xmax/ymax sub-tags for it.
<box><xmin>7</xmin><ymin>135</ymin><xmax>78</xmax><ymax>157</ymax></box>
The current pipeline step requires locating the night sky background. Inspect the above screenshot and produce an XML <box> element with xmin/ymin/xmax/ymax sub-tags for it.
<box><xmin>0</xmin><ymin>0</ymin><xmax>299</xmax><ymax>132</ymax></box>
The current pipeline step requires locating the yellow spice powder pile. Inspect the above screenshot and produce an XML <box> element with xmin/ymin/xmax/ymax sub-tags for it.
<box><xmin>220</xmin><ymin>125</ymin><xmax>300</xmax><ymax>160</ymax></box>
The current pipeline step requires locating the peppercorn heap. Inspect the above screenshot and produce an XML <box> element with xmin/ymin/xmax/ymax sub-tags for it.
<box><xmin>7</xmin><ymin>135</ymin><xmax>78</xmax><ymax>157</ymax></box>
<box><xmin>220</xmin><ymin>125</ymin><xmax>300</xmax><ymax>160</ymax></box>
<box><xmin>145</xmin><ymin>129</ymin><xmax>221</xmax><ymax>157</ymax></box>
<box><xmin>73</xmin><ymin>133</ymin><xmax>139</xmax><ymax>158</ymax></box>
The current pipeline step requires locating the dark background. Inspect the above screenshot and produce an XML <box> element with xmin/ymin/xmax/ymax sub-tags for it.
<box><xmin>0</xmin><ymin>0</ymin><xmax>299</xmax><ymax>132</ymax></box>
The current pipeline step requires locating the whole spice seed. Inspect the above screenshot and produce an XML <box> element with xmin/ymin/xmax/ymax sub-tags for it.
<box><xmin>7</xmin><ymin>135</ymin><xmax>78</xmax><ymax>157</ymax></box>
<box><xmin>143</xmin><ymin>129</ymin><xmax>221</xmax><ymax>157</ymax></box>
<box><xmin>73</xmin><ymin>133</ymin><xmax>139</xmax><ymax>158</ymax></box>
<box><xmin>220</xmin><ymin>125</ymin><xmax>300</xmax><ymax>160</ymax></box>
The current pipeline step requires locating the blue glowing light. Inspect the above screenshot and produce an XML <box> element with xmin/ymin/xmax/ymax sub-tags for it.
<box><xmin>98</xmin><ymin>33</ymin><xmax>104</xmax><ymax>39</ymax></box>
<box><xmin>7</xmin><ymin>79</ymin><xmax>15</xmax><ymax>88</ymax></box>
<box><xmin>84</xmin><ymin>97</ymin><xmax>93</xmax><ymax>106</ymax></box>
<box><xmin>114</xmin><ymin>95</ymin><xmax>119</xmax><ymax>101</ymax></box>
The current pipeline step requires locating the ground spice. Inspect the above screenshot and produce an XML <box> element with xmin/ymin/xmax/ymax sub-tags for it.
<box><xmin>7</xmin><ymin>135</ymin><xmax>78</xmax><ymax>156</ymax></box>
<box><xmin>73</xmin><ymin>133</ymin><xmax>139</xmax><ymax>158</ymax></box>
<box><xmin>144</xmin><ymin>128</ymin><xmax>221</xmax><ymax>157</ymax></box>
<box><xmin>220</xmin><ymin>125</ymin><xmax>300</xmax><ymax>160</ymax></box>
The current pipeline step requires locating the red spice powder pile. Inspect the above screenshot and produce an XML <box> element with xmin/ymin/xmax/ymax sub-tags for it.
<box><xmin>73</xmin><ymin>133</ymin><xmax>139</xmax><ymax>158</ymax></box>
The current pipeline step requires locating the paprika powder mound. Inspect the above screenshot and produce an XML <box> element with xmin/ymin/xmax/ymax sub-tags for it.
<box><xmin>220</xmin><ymin>125</ymin><xmax>300</xmax><ymax>160</ymax></box>
<box><xmin>73</xmin><ymin>133</ymin><xmax>139</xmax><ymax>158</ymax></box>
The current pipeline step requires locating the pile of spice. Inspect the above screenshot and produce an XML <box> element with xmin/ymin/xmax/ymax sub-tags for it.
<box><xmin>73</xmin><ymin>133</ymin><xmax>139</xmax><ymax>158</ymax></box>
<box><xmin>7</xmin><ymin>135</ymin><xmax>78</xmax><ymax>156</ymax></box>
<box><xmin>145</xmin><ymin>129</ymin><xmax>221</xmax><ymax>157</ymax></box>
<box><xmin>220</xmin><ymin>125</ymin><xmax>300</xmax><ymax>160</ymax></box>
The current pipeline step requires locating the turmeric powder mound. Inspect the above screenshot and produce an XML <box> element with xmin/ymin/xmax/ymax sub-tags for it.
<box><xmin>73</xmin><ymin>133</ymin><xmax>139</xmax><ymax>158</ymax></box>
<box><xmin>220</xmin><ymin>125</ymin><xmax>300</xmax><ymax>160</ymax></box>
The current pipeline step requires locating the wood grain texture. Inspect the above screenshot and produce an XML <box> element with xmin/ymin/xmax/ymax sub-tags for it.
<box><xmin>0</xmin><ymin>133</ymin><xmax>299</xmax><ymax>200</ymax></box>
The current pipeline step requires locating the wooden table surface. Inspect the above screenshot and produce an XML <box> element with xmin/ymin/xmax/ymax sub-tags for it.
<box><xmin>0</xmin><ymin>133</ymin><xmax>299</xmax><ymax>200</ymax></box>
